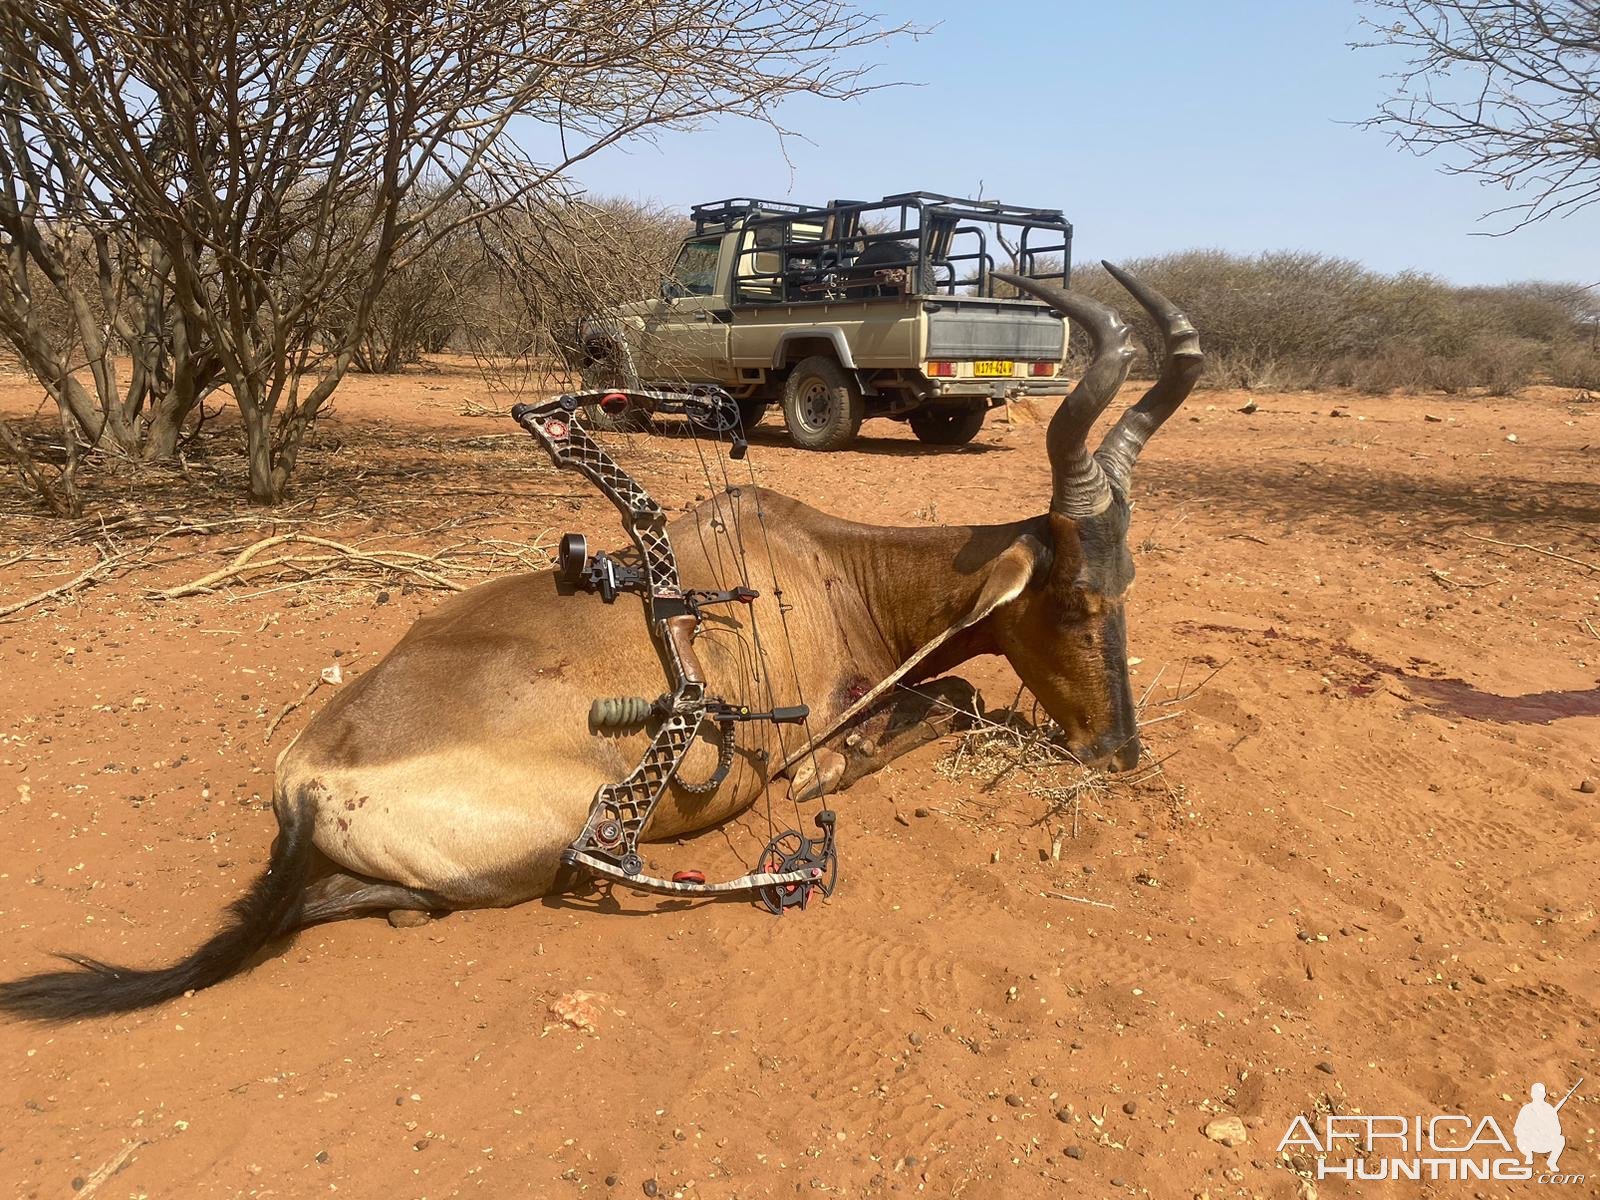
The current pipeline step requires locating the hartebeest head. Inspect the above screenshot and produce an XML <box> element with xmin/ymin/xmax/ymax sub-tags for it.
<box><xmin>984</xmin><ymin>265</ymin><xmax>1203</xmax><ymax>770</ymax></box>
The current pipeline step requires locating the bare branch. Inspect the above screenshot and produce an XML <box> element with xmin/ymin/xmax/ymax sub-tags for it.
<box><xmin>1356</xmin><ymin>1</ymin><xmax>1600</xmax><ymax>231</ymax></box>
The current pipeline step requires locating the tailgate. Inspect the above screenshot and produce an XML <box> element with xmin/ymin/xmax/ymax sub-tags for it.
<box><xmin>923</xmin><ymin>297</ymin><xmax>1068</xmax><ymax>361</ymax></box>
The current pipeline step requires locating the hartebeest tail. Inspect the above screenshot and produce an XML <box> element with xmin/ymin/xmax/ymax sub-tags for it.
<box><xmin>0</xmin><ymin>791</ymin><xmax>315</xmax><ymax>1019</ymax></box>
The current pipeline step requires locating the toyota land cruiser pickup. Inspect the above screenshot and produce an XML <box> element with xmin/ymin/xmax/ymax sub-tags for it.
<box><xmin>579</xmin><ymin>192</ymin><xmax>1074</xmax><ymax>450</ymax></box>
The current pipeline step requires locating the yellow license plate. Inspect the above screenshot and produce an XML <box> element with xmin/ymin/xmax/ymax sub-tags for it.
<box><xmin>972</xmin><ymin>360</ymin><xmax>1015</xmax><ymax>377</ymax></box>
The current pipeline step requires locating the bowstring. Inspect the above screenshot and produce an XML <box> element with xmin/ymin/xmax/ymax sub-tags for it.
<box><xmin>676</xmin><ymin>402</ymin><xmax>793</xmax><ymax>851</ymax></box>
<box><xmin>721</xmin><ymin>412</ymin><xmax>831</xmax><ymax>814</ymax></box>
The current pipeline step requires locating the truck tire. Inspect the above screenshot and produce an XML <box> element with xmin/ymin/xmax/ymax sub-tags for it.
<box><xmin>736</xmin><ymin>397</ymin><xmax>769</xmax><ymax>431</ymax></box>
<box><xmin>782</xmin><ymin>356</ymin><xmax>863</xmax><ymax>451</ymax></box>
<box><xmin>909</xmin><ymin>405</ymin><xmax>987</xmax><ymax>446</ymax></box>
<box><xmin>579</xmin><ymin>402</ymin><xmax>652</xmax><ymax>433</ymax></box>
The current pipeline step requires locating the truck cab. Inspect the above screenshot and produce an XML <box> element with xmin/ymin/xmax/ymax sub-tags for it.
<box><xmin>583</xmin><ymin>192</ymin><xmax>1074</xmax><ymax>450</ymax></box>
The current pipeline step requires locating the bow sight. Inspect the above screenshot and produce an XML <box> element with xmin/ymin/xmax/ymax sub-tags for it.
<box><xmin>557</xmin><ymin>531</ymin><xmax>759</xmax><ymax>616</ymax></box>
<box><xmin>510</xmin><ymin>388</ymin><xmax>838</xmax><ymax>914</ymax></box>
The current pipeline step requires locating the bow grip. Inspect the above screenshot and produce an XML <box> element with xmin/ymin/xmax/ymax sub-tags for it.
<box><xmin>662</xmin><ymin>613</ymin><xmax>706</xmax><ymax>685</ymax></box>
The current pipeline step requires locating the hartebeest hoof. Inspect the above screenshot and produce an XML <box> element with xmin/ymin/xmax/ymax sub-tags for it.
<box><xmin>787</xmin><ymin>747</ymin><xmax>846</xmax><ymax>802</ymax></box>
<box><xmin>387</xmin><ymin>909</ymin><xmax>433</xmax><ymax>929</ymax></box>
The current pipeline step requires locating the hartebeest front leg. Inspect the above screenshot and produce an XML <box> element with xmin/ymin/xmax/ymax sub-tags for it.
<box><xmin>786</xmin><ymin>676</ymin><xmax>979</xmax><ymax>801</ymax></box>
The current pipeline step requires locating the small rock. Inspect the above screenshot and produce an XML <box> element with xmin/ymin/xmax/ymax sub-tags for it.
<box><xmin>1424</xmin><ymin>413</ymin><xmax>1442</xmax><ymax>423</ymax></box>
<box><xmin>1122</xmin><ymin>1100</ymin><xmax>1138</xmax><ymax>1115</ymax></box>
<box><xmin>1204</xmin><ymin>1115</ymin><xmax>1249</xmax><ymax>1147</ymax></box>
<box><xmin>1472</xmin><ymin>972</ymin><xmax>1488</xmax><ymax>984</ymax></box>
<box><xmin>1005</xmin><ymin>1093</ymin><xmax>1025</xmax><ymax>1107</ymax></box>
<box><xmin>1031</xmin><ymin>1075</ymin><xmax>1046</xmax><ymax>1088</ymax></box>
<box><xmin>1315</xmin><ymin>1061</ymin><xmax>1335</xmax><ymax>1075</ymax></box>
<box><xmin>548</xmin><ymin>989</ymin><xmax>609</xmax><ymax>1034</ymax></box>
<box><xmin>913</xmin><ymin>807</ymin><xmax>930</xmax><ymax>818</ymax></box>
<box><xmin>894</xmin><ymin>813</ymin><xmax>910</xmax><ymax>827</ymax></box>
<box><xmin>315</xmin><ymin>1150</ymin><xmax>330</xmax><ymax>1164</ymax></box>
<box><xmin>605</xmin><ymin>1175</ymin><xmax>619</xmax><ymax>1187</ymax></box>
<box><xmin>1064</xmin><ymin>1144</ymin><xmax>1083</xmax><ymax>1159</ymax></box>
<box><xmin>1237</xmin><ymin>401</ymin><xmax>1258</xmax><ymax>415</ymax></box>
<box><xmin>375</xmin><ymin>590</ymin><xmax>391</xmax><ymax>605</ymax></box>
<box><xmin>1329</xmin><ymin>408</ymin><xmax>1344</xmax><ymax>418</ymax></box>
<box><xmin>1506</xmin><ymin>433</ymin><xmax>1518</xmax><ymax>443</ymax></box>
<box><xmin>1111</xmin><ymin>1179</ymin><xmax>1126</xmax><ymax>1188</ymax></box>
<box><xmin>1055</xmin><ymin>1108</ymin><xmax>1073</xmax><ymax>1123</ymax></box>
<box><xmin>908</xmin><ymin>1032</ymin><xmax>924</xmax><ymax>1047</ymax></box>
<box><xmin>643</xmin><ymin>1181</ymin><xmax>659</xmax><ymax>1198</ymax></box>
<box><xmin>1579</xmin><ymin>778</ymin><xmax>1596</xmax><ymax>794</ymax></box>
<box><xmin>413</xmin><ymin>1138</ymin><xmax>430</xmax><ymax>1152</ymax></box>
<box><xmin>71</xmin><ymin>1180</ymin><xmax>85</xmax><ymax>1193</ymax></box>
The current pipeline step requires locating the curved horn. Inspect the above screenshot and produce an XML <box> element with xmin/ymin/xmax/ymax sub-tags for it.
<box><xmin>993</xmin><ymin>270</ymin><xmax>1132</xmax><ymax>517</ymax></box>
<box><xmin>1093</xmin><ymin>262</ymin><xmax>1203</xmax><ymax>487</ymax></box>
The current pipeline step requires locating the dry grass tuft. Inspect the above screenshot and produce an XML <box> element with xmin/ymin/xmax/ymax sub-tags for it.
<box><xmin>904</xmin><ymin>670</ymin><xmax>1205</xmax><ymax>840</ymax></box>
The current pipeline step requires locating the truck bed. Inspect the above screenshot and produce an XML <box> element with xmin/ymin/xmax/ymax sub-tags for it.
<box><xmin>923</xmin><ymin>296</ymin><xmax>1067</xmax><ymax>361</ymax></box>
<box><xmin>727</xmin><ymin>293</ymin><xmax>1067</xmax><ymax>371</ymax></box>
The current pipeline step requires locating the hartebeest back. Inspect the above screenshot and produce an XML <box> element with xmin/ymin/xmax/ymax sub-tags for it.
<box><xmin>0</xmin><ymin>264</ymin><xmax>1202</xmax><ymax>1019</ymax></box>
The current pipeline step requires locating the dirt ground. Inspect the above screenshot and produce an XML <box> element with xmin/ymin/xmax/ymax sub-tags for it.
<box><xmin>1</xmin><ymin>362</ymin><xmax>1597</xmax><ymax>1200</ymax></box>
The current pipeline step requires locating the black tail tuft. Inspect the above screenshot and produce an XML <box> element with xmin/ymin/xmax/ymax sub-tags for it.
<box><xmin>0</xmin><ymin>791</ymin><xmax>315</xmax><ymax>1021</ymax></box>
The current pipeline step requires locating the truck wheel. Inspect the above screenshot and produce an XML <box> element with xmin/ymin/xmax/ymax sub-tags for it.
<box><xmin>736</xmin><ymin>397</ymin><xmax>769</xmax><ymax>431</ymax></box>
<box><xmin>782</xmin><ymin>356</ymin><xmax>863</xmax><ymax>451</ymax></box>
<box><xmin>909</xmin><ymin>405</ymin><xmax>986</xmax><ymax>446</ymax></box>
<box><xmin>580</xmin><ymin>402</ymin><xmax>653</xmax><ymax>433</ymax></box>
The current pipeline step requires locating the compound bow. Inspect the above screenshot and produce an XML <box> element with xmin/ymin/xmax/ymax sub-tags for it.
<box><xmin>510</xmin><ymin>389</ymin><xmax>836</xmax><ymax>914</ymax></box>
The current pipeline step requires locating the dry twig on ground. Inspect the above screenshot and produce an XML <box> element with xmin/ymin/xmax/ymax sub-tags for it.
<box><xmin>1460</xmin><ymin>531</ymin><xmax>1598</xmax><ymax>575</ymax></box>
<box><xmin>0</xmin><ymin>547</ymin><xmax>123</xmax><ymax>620</ymax></box>
<box><xmin>155</xmin><ymin>530</ymin><xmax>551</xmax><ymax>600</ymax></box>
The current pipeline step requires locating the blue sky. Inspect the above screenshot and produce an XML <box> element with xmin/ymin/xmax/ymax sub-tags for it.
<box><xmin>561</xmin><ymin>0</ymin><xmax>1598</xmax><ymax>287</ymax></box>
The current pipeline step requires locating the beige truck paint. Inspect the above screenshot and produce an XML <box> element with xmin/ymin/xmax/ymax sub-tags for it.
<box><xmin>585</xmin><ymin>223</ymin><xmax>1069</xmax><ymax>417</ymax></box>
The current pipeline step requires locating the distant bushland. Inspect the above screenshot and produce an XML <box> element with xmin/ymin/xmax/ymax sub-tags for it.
<box><xmin>1068</xmin><ymin>251</ymin><xmax>1599</xmax><ymax>395</ymax></box>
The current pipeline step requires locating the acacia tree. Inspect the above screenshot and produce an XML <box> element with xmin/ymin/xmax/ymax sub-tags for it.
<box><xmin>1359</xmin><ymin>1</ymin><xmax>1600</xmax><ymax>229</ymax></box>
<box><xmin>0</xmin><ymin>10</ymin><xmax>219</xmax><ymax>513</ymax></box>
<box><xmin>466</xmin><ymin>195</ymin><xmax>688</xmax><ymax>395</ymax></box>
<box><xmin>1</xmin><ymin>1</ymin><xmax>900</xmax><ymax>503</ymax></box>
<box><xmin>308</xmin><ymin>186</ymin><xmax>490</xmax><ymax>375</ymax></box>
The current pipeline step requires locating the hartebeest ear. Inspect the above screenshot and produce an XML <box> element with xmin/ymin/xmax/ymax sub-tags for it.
<box><xmin>951</xmin><ymin>534</ymin><xmax>1049</xmax><ymax>634</ymax></box>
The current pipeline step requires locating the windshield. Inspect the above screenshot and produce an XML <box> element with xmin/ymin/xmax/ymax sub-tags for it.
<box><xmin>669</xmin><ymin>238</ymin><xmax>720</xmax><ymax>296</ymax></box>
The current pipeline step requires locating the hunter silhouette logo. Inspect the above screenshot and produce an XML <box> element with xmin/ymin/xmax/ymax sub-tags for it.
<box><xmin>1278</xmin><ymin>1075</ymin><xmax>1586</xmax><ymax>1184</ymax></box>
<box><xmin>1516</xmin><ymin>1079</ymin><xmax>1580</xmax><ymax>1172</ymax></box>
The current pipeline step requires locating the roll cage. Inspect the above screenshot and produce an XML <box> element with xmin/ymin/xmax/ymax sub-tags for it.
<box><xmin>674</xmin><ymin>191</ymin><xmax>1072</xmax><ymax>306</ymax></box>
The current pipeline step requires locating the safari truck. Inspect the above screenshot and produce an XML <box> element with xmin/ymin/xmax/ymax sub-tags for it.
<box><xmin>579</xmin><ymin>192</ymin><xmax>1074</xmax><ymax>450</ymax></box>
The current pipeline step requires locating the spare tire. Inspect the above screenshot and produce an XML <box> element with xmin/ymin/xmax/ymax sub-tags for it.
<box><xmin>782</xmin><ymin>356</ymin><xmax>863</xmax><ymax>451</ymax></box>
<box><xmin>909</xmin><ymin>405</ymin><xmax>986</xmax><ymax>446</ymax></box>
